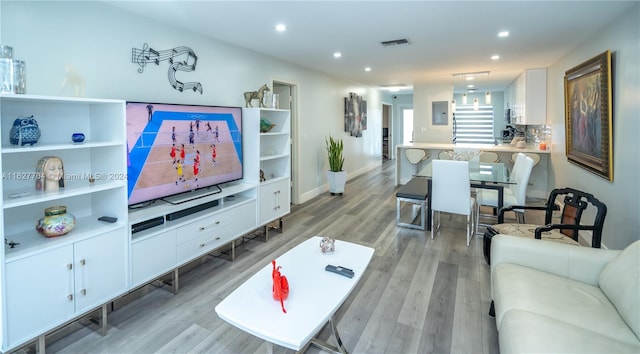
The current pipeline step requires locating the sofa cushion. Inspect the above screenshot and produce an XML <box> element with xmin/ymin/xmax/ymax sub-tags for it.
<box><xmin>599</xmin><ymin>240</ymin><xmax>640</xmax><ymax>339</ymax></box>
<box><xmin>493</xmin><ymin>263</ymin><xmax>639</xmax><ymax>345</ymax></box>
<box><xmin>499</xmin><ymin>309</ymin><xmax>640</xmax><ymax>353</ymax></box>
<box><xmin>490</xmin><ymin>223</ymin><xmax>581</xmax><ymax>245</ymax></box>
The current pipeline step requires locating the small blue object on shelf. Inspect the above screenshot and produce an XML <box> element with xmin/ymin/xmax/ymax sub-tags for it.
<box><xmin>71</xmin><ymin>132</ymin><xmax>85</xmax><ymax>143</ymax></box>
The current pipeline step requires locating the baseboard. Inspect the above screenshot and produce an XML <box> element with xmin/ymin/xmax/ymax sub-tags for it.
<box><xmin>298</xmin><ymin>162</ymin><xmax>380</xmax><ymax>204</ymax></box>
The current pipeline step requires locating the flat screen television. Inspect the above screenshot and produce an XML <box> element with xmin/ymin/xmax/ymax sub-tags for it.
<box><xmin>126</xmin><ymin>101</ymin><xmax>243</xmax><ymax>206</ymax></box>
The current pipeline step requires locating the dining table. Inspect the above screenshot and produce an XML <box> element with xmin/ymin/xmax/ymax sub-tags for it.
<box><xmin>417</xmin><ymin>161</ymin><xmax>515</xmax><ymax>231</ymax></box>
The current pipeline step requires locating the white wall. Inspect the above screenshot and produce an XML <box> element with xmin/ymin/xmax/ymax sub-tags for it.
<box><xmin>413</xmin><ymin>82</ymin><xmax>452</xmax><ymax>143</ymax></box>
<box><xmin>0</xmin><ymin>1</ymin><xmax>382</xmax><ymax>204</ymax></box>
<box><xmin>546</xmin><ymin>4</ymin><xmax>639</xmax><ymax>250</ymax></box>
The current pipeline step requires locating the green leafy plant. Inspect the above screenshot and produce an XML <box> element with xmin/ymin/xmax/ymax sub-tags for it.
<box><xmin>325</xmin><ymin>136</ymin><xmax>344</xmax><ymax>172</ymax></box>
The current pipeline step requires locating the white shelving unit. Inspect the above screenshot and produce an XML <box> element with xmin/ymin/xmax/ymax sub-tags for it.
<box><xmin>0</xmin><ymin>94</ymin><xmax>129</xmax><ymax>352</ymax></box>
<box><xmin>243</xmin><ymin>108</ymin><xmax>291</xmax><ymax>230</ymax></box>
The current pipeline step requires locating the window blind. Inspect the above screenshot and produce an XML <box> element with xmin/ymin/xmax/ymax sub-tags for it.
<box><xmin>453</xmin><ymin>104</ymin><xmax>495</xmax><ymax>144</ymax></box>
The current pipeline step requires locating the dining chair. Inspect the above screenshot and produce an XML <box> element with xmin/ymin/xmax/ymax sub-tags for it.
<box><xmin>476</xmin><ymin>154</ymin><xmax>535</xmax><ymax>226</ymax></box>
<box><xmin>510</xmin><ymin>152</ymin><xmax>540</xmax><ymax>168</ymax></box>
<box><xmin>405</xmin><ymin>148</ymin><xmax>429</xmax><ymax>174</ymax></box>
<box><xmin>431</xmin><ymin>160</ymin><xmax>477</xmax><ymax>246</ymax></box>
<box><xmin>479</xmin><ymin>151</ymin><xmax>500</xmax><ymax>163</ymax></box>
<box><xmin>452</xmin><ymin>147</ymin><xmax>480</xmax><ymax>161</ymax></box>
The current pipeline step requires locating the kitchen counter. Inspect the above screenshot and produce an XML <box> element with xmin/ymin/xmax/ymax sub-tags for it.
<box><xmin>396</xmin><ymin>142</ymin><xmax>550</xmax><ymax>154</ymax></box>
<box><xmin>396</xmin><ymin>143</ymin><xmax>550</xmax><ymax>198</ymax></box>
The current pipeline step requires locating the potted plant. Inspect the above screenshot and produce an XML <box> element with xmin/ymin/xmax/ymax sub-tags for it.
<box><xmin>325</xmin><ymin>136</ymin><xmax>346</xmax><ymax>195</ymax></box>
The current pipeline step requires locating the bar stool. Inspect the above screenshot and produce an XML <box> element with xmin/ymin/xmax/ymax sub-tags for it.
<box><xmin>479</xmin><ymin>151</ymin><xmax>500</xmax><ymax>163</ymax></box>
<box><xmin>405</xmin><ymin>148</ymin><xmax>428</xmax><ymax>174</ymax></box>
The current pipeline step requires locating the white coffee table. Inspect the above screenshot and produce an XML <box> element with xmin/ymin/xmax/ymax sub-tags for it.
<box><xmin>215</xmin><ymin>236</ymin><xmax>375</xmax><ymax>353</ymax></box>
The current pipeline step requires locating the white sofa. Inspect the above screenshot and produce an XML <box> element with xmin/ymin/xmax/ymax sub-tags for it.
<box><xmin>490</xmin><ymin>234</ymin><xmax>640</xmax><ymax>353</ymax></box>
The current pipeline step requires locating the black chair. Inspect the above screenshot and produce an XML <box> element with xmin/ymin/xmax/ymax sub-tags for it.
<box><xmin>483</xmin><ymin>187</ymin><xmax>607</xmax><ymax>264</ymax></box>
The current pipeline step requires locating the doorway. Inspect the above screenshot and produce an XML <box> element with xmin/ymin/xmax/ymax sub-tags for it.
<box><xmin>403</xmin><ymin>108</ymin><xmax>414</xmax><ymax>144</ymax></box>
<box><xmin>272</xmin><ymin>80</ymin><xmax>299</xmax><ymax>204</ymax></box>
<box><xmin>382</xmin><ymin>103</ymin><xmax>392</xmax><ymax>160</ymax></box>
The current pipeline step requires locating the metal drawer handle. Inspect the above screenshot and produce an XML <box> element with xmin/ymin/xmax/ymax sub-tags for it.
<box><xmin>199</xmin><ymin>220</ymin><xmax>221</xmax><ymax>231</ymax></box>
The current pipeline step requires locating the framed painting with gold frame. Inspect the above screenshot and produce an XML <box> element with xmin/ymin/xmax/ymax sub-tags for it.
<box><xmin>564</xmin><ymin>50</ymin><xmax>613</xmax><ymax>181</ymax></box>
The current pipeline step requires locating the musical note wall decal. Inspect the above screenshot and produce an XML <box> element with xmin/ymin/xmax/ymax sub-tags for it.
<box><xmin>131</xmin><ymin>43</ymin><xmax>203</xmax><ymax>94</ymax></box>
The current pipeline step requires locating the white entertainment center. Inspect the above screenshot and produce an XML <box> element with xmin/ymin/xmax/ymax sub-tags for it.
<box><xmin>0</xmin><ymin>94</ymin><xmax>291</xmax><ymax>353</ymax></box>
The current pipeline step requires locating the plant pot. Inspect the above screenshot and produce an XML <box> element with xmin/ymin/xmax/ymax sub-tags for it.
<box><xmin>327</xmin><ymin>170</ymin><xmax>347</xmax><ymax>195</ymax></box>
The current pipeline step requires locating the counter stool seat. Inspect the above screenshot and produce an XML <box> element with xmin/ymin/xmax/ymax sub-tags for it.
<box><xmin>397</xmin><ymin>177</ymin><xmax>429</xmax><ymax>230</ymax></box>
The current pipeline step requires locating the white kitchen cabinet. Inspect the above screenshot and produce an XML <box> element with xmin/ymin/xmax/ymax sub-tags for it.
<box><xmin>4</xmin><ymin>230</ymin><xmax>127</xmax><ymax>348</ymax></box>
<box><xmin>509</xmin><ymin>68</ymin><xmax>547</xmax><ymax>125</ymax></box>
<box><xmin>0</xmin><ymin>94</ymin><xmax>129</xmax><ymax>352</ymax></box>
<box><xmin>243</xmin><ymin>108</ymin><xmax>291</xmax><ymax>228</ymax></box>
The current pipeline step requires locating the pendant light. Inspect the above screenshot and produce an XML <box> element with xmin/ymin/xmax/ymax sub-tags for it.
<box><xmin>462</xmin><ymin>92</ymin><xmax>468</xmax><ymax>105</ymax></box>
<box><xmin>451</xmin><ymin>99</ymin><xmax>456</xmax><ymax>112</ymax></box>
<box><xmin>485</xmin><ymin>91</ymin><xmax>492</xmax><ymax>104</ymax></box>
<box><xmin>473</xmin><ymin>98</ymin><xmax>479</xmax><ymax>111</ymax></box>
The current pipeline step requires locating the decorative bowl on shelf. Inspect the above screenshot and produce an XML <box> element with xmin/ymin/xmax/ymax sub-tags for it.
<box><xmin>36</xmin><ymin>206</ymin><xmax>76</xmax><ymax>238</ymax></box>
<box><xmin>260</xmin><ymin>118</ymin><xmax>276</xmax><ymax>133</ymax></box>
<box><xmin>71</xmin><ymin>132</ymin><xmax>85</xmax><ymax>143</ymax></box>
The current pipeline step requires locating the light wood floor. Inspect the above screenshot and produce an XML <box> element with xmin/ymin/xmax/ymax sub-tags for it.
<box><xmin>44</xmin><ymin>160</ymin><xmax>529</xmax><ymax>354</ymax></box>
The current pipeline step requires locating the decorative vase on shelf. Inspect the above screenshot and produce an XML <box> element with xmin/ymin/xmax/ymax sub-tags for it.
<box><xmin>260</xmin><ymin>118</ymin><xmax>276</xmax><ymax>133</ymax></box>
<box><xmin>36</xmin><ymin>206</ymin><xmax>76</xmax><ymax>238</ymax></box>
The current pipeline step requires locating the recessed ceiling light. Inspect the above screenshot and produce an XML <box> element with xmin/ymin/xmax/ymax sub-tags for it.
<box><xmin>275</xmin><ymin>24</ymin><xmax>287</xmax><ymax>32</ymax></box>
<box><xmin>498</xmin><ymin>31</ymin><xmax>509</xmax><ymax>38</ymax></box>
<box><xmin>333</xmin><ymin>52</ymin><xmax>342</xmax><ymax>58</ymax></box>
<box><xmin>364</xmin><ymin>67</ymin><xmax>371</xmax><ymax>72</ymax></box>
<box><xmin>467</xmin><ymin>84</ymin><xmax>475</xmax><ymax>88</ymax></box>
<box><xmin>491</xmin><ymin>54</ymin><xmax>500</xmax><ymax>60</ymax></box>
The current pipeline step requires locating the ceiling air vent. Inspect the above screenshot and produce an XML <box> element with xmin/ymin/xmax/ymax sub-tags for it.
<box><xmin>380</xmin><ymin>38</ymin><xmax>411</xmax><ymax>47</ymax></box>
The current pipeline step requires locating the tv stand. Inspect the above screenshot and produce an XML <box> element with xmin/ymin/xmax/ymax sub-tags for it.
<box><xmin>128</xmin><ymin>181</ymin><xmax>258</xmax><ymax>289</ymax></box>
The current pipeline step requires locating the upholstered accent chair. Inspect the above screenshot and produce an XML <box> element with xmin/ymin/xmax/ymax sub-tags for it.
<box><xmin>483</xmin><ymin>187</ymin><xmax>608</xmax><ymax>264</ymax></box>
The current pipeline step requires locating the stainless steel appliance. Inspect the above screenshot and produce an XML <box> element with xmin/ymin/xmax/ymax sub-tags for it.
<box><xmin>502</xmin><ymin>125</ymin><xmax>515</xmax><ymax>142</ymax></box>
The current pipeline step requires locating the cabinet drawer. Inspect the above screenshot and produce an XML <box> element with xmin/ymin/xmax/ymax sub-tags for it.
<box><xmin>177</xmin><ymin>214</ymin><xmax>229</xmax><ymax>244</ymax></box>
<box><xmin>177</xmin><ymin>226</ymin><xmax>230</xmax><ymax>263</ymax></box>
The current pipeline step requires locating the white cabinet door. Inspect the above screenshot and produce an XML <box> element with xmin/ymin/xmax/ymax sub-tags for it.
<box><xmin>226</xmin><ymin>200</ymin><xmax>258</xmax><ymax>237</ymax></box>
<box><xmin>73</xmin><ymin>229</ymin><xmax>128</xmax><ymax>313</ymax></box>
<box><xmin>522</xmin><ymin>68</ymin><xmax>547</xmax><ymax>125</ymax></box>
<box><xmin>258</xmin><ymin>179</ymin><xmax>290</xmax><ymax>225</ymax></box>
<box><xmin>510</xmin><ymin>69</ymin><xmax>547</xmax><ymax>125</ymax></box>
<box><xmin>131</xmin><ymin>229</ymin><xmax>177</xmax><ymax>287</ymax></box>
<box><xmin>5</xmin><ymin>246</ymin><xmax>75</xmax><ymax>347</ymax></box>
